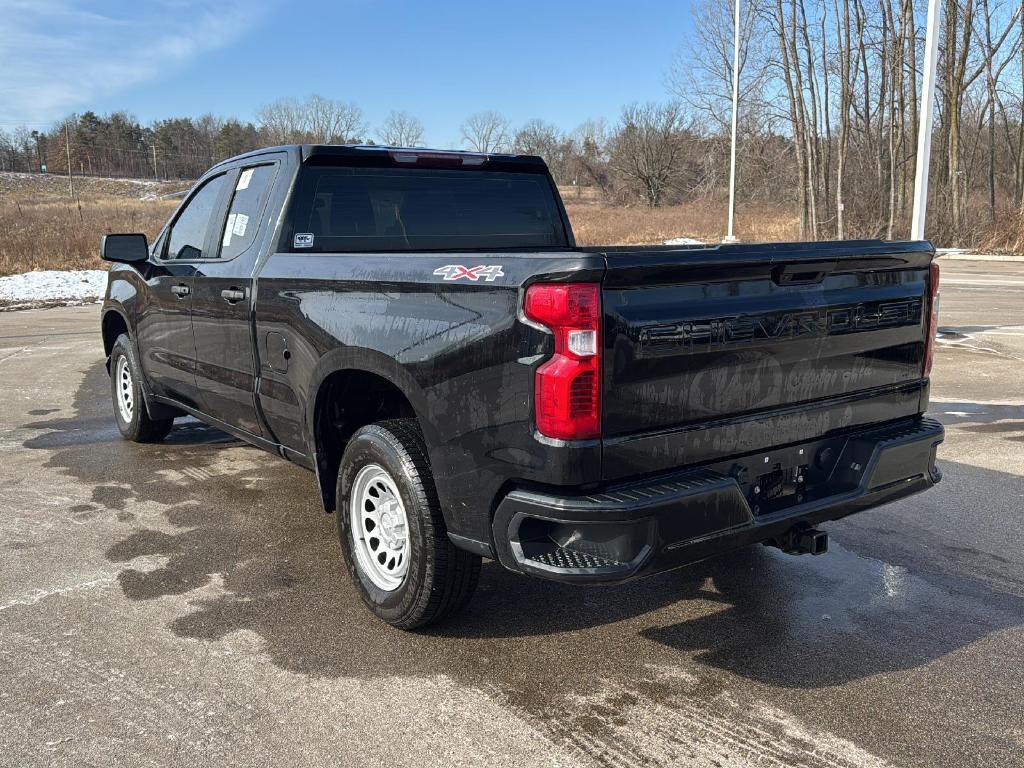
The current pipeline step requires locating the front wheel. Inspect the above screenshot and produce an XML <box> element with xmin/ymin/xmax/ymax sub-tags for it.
<box><xmin>110</xmin><ymin>334</ymin><xmax>174</xmax><ymax>443</ymax></box>
<box><xmin>337</xmin><ymin>419</ymin><xmax>480</xmax><ymax>629</ymax></box>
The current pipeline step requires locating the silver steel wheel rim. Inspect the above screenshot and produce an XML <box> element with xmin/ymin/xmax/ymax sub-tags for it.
<box><xmin>115</xmin><ymin>355</ymin><xmax>134</xmax><ymax>423</ymax></box>
<box><xmin>350</xmin><ymin>464</ymin><xmax>410</xmax><ymax>591</ymax></box>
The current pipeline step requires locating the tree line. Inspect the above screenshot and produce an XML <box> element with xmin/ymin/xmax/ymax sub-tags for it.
<box><xmin>672</xmin><ymin>0</ymin><xmax>1024</xmax><ymax>244</ymax></box>
<box><xmin>3</xmin><ymin>0</ymin><xmax>1024</xmax><ymax>247</ymax></box>
<box><xmin>0</xmin><ymin>98</ymin><xmax>427</xmax><ymax>182</ymax></box>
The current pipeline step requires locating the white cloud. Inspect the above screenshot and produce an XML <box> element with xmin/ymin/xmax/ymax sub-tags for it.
<box><xmin>0</xmin><ymin>0</ymin><xmax>258</xmax><ymax>124</ymax></box>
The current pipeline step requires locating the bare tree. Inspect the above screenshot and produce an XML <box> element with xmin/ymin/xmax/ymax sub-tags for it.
<box><xmin>460</xmin><ymin>111</ymin><xmax>512</xmax><ymax>153</ymax></box>
<box><xmin>513</xmin><ymin>119</ymin><xmax>575</xmax><ymax>182</ymax></box>
<box><xmin>306</xmin><ymin>95</ymin><xmax>366</xmax><ymax>143</ymax></box>
<box><xmin>608</xmin><ymin>102</ymin><xmax>687</xmax><ymax>207</ymax></box>
<box><xmin>256</xmin><ymin>97</ymin><xmax>307</xmax><ymax>145</ymax></box>
<box><xmin>513</xmin><ymin>119</ymin><xmax>561</xmax><ymax>155</ymax></box>
<box><xmin>257</xmin><ymin>95</ymin><xmax>365</xmax><ymax>144</ymax></box>
<box><xmin>378</xmin><ymin>111</ymin><xmax>425</xmax><ymax>147</ymax></box>
<box><xmin>669</xmin><ymin>0</ymin><xmax>770</xmax><ymax>131</ymax></box>
<box><xmin>568</xmin><ymin>119</ymin><xmax>612</xmax><ymax>194</ymax></box>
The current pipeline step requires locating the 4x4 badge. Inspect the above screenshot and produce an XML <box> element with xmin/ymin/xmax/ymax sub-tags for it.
<box><xmin>433</xmin><ymin>265</ymin><xmax>505</xmax><ymax>282</ymax></box>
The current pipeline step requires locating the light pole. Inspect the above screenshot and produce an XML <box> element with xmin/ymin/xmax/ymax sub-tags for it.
<box><xmin>723</xmin><ymin>0</ymin><xmax>742</xmax><ymax>243</ymax></box>
<box><xmin>910</xmin><ymin>0</ymin><xmax>942</xmax><ymax>240</ymax></box>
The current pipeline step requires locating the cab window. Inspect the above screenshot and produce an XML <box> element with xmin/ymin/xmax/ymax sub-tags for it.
<box><xmin>217</xmin><ymin>164</ymin><xmax>276</xmax><ymax>260</ymax></box>
<box><xmin>165</xmin><ymin>174</ymin><xmax>226</xmax><ymax>260</ymax></box>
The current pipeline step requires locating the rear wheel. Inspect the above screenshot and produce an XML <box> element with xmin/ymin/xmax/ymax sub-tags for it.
<box><xmin>110</xmin><ymin>334</ymin><xmax>174</xmax><ymax>443</ymax></box>
<box><xmin>337</xmin><ymin>419</ymin><xmax>480</xmax><ymax>629</ymax></box>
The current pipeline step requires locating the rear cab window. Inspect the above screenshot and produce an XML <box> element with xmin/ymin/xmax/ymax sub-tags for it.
<box><xmin>282</xmin><ymin>157</ymin><xmax>569</xmax><ymax>253</ymax></box>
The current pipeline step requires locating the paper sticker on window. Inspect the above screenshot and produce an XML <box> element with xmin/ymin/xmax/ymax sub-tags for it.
<box><xmin>236</xmin><ymin>168</ymin><xmax>253</xmax><ymax>191</ymax></box>
<box><xmin>294</xmin><ymin>233</ymin><xmax>314</xmax><ymax>248</ymax></box>
<box><xmin>232</xmin><ymin>213</ymin><xmax>248</xmax><ymax>238</ymax></box>
<box><xmin>222</xmin><ymin>213</ymin><xmax>236</xmax><ymax>247</ymax></box>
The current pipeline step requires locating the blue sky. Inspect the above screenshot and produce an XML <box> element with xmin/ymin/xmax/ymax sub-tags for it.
<box><xmin>0</xmin><ymin>0</ymin><xmax>695</xmax><ymax>147</ymax></box>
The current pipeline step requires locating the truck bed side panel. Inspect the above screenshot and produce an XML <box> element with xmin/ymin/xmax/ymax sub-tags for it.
<box><xmin>253</xmin><ymin>251</ymin><xmax>604</xmax><ymax>542</ymax></box>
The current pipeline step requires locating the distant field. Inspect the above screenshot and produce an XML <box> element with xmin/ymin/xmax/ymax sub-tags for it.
<box><xmin>0</xmin><ymin>172</ymin><xmax>187</xmax><ymax>276</ymax></box>
<box><xmin>0</xmin><ymin>171</ymin><xmax>801</xmax><ymax>275</ymax></box>
<box><xmin>0</xmin><ymin>195</ymin><xmax>177</xmax><ymax>276</ymax></box>
<box><xmin>0</xmin><ymin>171</ymin><xmax>190</xmax><ymax>201</ymax></box>
<box><xmin>567</xmin><ymin>199</ymin><xmax>799</xmax><ymax>246</ymax></box>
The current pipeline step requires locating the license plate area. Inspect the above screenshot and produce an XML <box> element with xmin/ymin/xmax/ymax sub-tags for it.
<box><xmin>751</xmin><ymin>463</ymin><xmax>809</xmax><ymax>515</ymax></box>
<box><xmin>726</xmin><ymin>439</ymin><xmax>852</xmax><ymax>516</ymax></box>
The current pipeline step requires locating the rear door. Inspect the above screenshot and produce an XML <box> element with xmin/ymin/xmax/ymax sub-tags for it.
<box><xmin>598</xmin><ymin>241</ymin><xmax>935</xmax><ymax>479</ymax></box>
<box><xmin>137</xmin><ymin>172</ymin><xmax>229</xmax><ymax>408</ymax></box>
<box><xmin>190</xmin><ymin>159</ymin><xmax>280</xmax><ymax>436</ymax></box>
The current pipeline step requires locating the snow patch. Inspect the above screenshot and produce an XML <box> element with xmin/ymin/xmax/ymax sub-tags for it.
<box><xmin>0</xmin><ymin>270</ymin><xmax>107</xmax><ymax>306</ymax></box>
<box><xmin>664</xmin><ymin>236</ymin><xmax>706</xmax><ymax>245</ymax></box>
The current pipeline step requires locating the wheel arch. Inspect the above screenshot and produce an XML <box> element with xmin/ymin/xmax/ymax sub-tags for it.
<box><xmin>307</xmin><ymin>351</ymin><xmax>433</xmax><ymax>513</ymax></box>
<box><xmin>102</xmin><ymin>305</ymin><xmax>182</xmax><ymax>421</ymax></box>
<box><xmin>101</xmin><ymin>307</ymin><xmax>131</xmax><ymax>371</ymax></box>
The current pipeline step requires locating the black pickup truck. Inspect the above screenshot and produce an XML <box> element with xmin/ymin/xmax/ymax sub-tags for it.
<box><xmin>100</xmin><ymin>144</ymin><xmax>943</xmax><ymax>628</ymax></box>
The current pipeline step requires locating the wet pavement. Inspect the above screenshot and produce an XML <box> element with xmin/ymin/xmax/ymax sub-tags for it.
<box><xmin>1</xmin><ymin>260</ymin><xmax>1022</xmax><ymax>767</ymax></box>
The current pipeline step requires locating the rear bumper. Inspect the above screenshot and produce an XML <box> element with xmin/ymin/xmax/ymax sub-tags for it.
<box><xmin>491</xmin><ymin>417</ymin><xmax>944</xmax><ymax>583</ymax></box>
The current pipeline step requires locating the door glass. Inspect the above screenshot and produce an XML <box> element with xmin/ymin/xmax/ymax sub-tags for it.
<box><xmin>166</xmin><ymin>174</ymin><xmax>226</xmax><ymax>260</ymax></box>
<box><xmin>218</xmin><ymin>164</ymin><xmax>275</xmax><ymax>260</ymax></box>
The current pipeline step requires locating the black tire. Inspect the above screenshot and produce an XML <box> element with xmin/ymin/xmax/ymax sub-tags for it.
<box><xmin>337</xmin><ymin>419</ymin><xmax>481</xmax><ymax>629</ymax></box>
<box><xmin>110</xmin><ymin>334</ymin><xmax>174</xmax><ymax>443</ymax></box>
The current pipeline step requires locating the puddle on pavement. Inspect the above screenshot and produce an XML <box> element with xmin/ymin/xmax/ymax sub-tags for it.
<box><xmin>18</xmin><ymin>360</ymin><xmax>1024</xmax><ymax>767</ymax></box>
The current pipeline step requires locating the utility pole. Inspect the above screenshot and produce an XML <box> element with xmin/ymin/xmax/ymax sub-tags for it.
<box><xmin>152</xmin><ymin>144</ymin><xmax>158</xmax><ymax>180</ymax></box>
<box><xmin>64</xmin><ymin>122</ymin><xmax>74</xmax><ymax>198</ymax></box>
<box><xmin>910</xmin><ymin>0</ymin><xmax>942</xmax><ymax>240</ymax></box>
<box><xmin>31</xmin><ymin>130</ymin><xmax>42</xmax><ymax>173</ymax></box>
<box><xmin>723</xmin><ymin>0</ymin><xmax>741</xmax><ymax>243</ymax></box>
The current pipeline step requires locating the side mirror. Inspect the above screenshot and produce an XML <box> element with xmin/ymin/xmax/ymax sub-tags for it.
<box><xmin>174</xmin><ymin>244</ymin><xmax>202</xmax><ymax>261</ymax></box>
<box><xmin>101</xmin><ymin>233</ymin><xmax>149</xmax><ymax>264</ymax></box>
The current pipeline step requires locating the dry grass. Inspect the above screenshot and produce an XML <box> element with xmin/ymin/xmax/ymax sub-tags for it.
<box><xmin>0</xmin><ymin>193</ymin><xmax>802</xmax><ymax>276</ymax></box>
<box><xmin>976</xmin><ymin>206</ymin><xmax>1024</xmax><ymax>254</ymax></box>
<box><xmin>566</xmin><ymin>198</ymin><xmax>800</xmax><ymax>246</ymax></box>
<box><xmin>0</xmin><ymin>195</ymin><xmax>176</xmax><ymax>276</ymax></box>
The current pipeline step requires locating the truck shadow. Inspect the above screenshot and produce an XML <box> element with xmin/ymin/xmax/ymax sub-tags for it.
<box><xmin>25</xmin><ymin>361</ymin><xmax>1024</xmax><ymax>698</ymax></box>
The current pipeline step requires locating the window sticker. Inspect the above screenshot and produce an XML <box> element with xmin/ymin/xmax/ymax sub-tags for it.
<box><xmin>294</xmin><ymin>233</ymin><xmax>314</xmax><ymax>248</ymax></box>
<box><xmin>232</xmin><ymin>213</ymin><xmax>249</xmax><ymax>238</ymax></box>
<box><xmin>222</xmin><ymin>213</ymin><xmax>236</xmax><ymax>247</ymax></box>
<box><xmin>236</xmin><ymin>168</ymin><xmax>253</xmax><ymax>191</ymax></box>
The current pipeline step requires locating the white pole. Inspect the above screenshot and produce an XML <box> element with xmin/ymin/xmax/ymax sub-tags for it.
<box><xmin>64</xmin><ymin>122</ymin><xmax>74</xmax><ymax>198</ymax></box>
<box><xmin>723</xmin><ymin>0</ymin><xmax>742</xmax><ymax>244</ymax></box>
<box><xmin>910</xmin><ymin>0</ymin><xmax>942</xmax><ymax>241</ymax></box>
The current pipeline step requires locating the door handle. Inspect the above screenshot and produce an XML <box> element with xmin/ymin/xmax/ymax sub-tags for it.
<box><xmin>221</xmin><ymin>288</ymin><xmax>246</xmax><ymax>304</ymax></box>
<box><xmin>170</xmin><ymin>284</ymin><xmax>190</xmax><ymax>298</ymax></box>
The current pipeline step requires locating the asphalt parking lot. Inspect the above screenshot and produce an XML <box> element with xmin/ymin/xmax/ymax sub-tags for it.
<box><xmin>1</xmin><ymin>259</ymin><xmax>1022</xmax><ymax>767</ymax></box>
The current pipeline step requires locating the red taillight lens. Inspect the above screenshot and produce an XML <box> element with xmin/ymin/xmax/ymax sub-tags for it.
<box><xmin>924</xmin><ymin>262</ymin><xmax>940</xmax><ymax>376</ymax></box>
<box><xmin>524</xmin><ymin>283</ymin><xmax>601</xmax><ymax>440</ymax></box>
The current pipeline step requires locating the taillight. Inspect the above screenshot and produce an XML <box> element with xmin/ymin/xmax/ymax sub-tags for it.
<box><xmin>524</xmin><ymin>283</ymin><xmax>601</xmax><ymax>440</ymax></box>
<box><xmin>924</xmin><ymin>262</ymin><xmax>940</xmax><ymax>376</ymax></box>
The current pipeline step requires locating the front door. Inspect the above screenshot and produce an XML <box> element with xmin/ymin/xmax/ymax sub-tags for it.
<box><xmin>191</xmin><ymin>161</ymin><xmax>280</xmax><ymax>436</ymax></box>
<box><xmin>137</xmin><ymin>172</ymin><xmax>229</xmax><ymax>408</ymax></box>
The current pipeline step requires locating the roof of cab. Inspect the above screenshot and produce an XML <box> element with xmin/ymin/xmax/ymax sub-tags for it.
<box><xmin>208</xmin><ymin>144</ymin><xmax>548</xmax><ymax>172</ymax></box>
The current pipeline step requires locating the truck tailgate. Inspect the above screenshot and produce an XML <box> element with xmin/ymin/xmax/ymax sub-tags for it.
<box><xmin>598</xmin><ymin>240</ymin><xmax>935</xmax><ymax>480</ymax></box>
